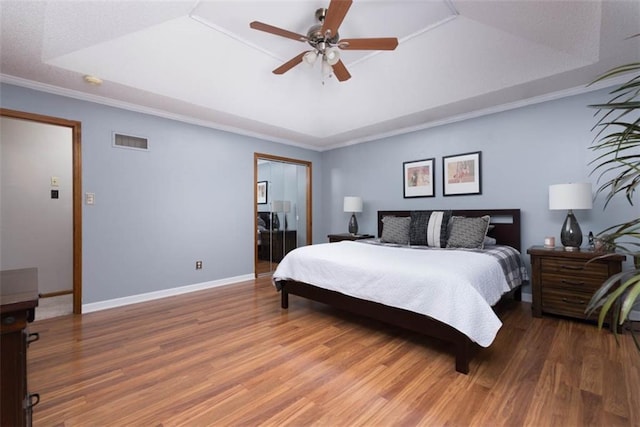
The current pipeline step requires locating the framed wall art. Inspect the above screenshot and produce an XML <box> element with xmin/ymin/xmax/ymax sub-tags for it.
<box><xmin>442</xmin><ymin>151</ymin><xmax>482</xmax><ymax>196</ymax></box>
<box><xmin>403</xmin><ymin>158</ymin><xmax>435</xmax><ymax>198</ymax></box>
<box><xmin>257</xmin><ymin>181</ymin><xmax>268</xmax><ymax>204</ymax></box>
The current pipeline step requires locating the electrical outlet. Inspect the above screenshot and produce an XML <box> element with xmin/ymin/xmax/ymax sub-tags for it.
<box><xmin>195</xmin><ymin>261</ymin><xmax>203</xmax><ymax>270</ymax></box>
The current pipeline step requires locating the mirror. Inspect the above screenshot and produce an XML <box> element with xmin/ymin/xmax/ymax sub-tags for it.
<box><xmin>255</xmin><ymin>153</ymin><xmax>311</xmax><ymax>276</ymax></box>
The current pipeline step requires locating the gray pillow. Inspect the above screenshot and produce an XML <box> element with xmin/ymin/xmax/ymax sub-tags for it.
<box><xmin>409</xmin><ymin>211</ymin><xmax>431</xmax><ymax>246</ymax></box>
<box><xmin>446</xmin><ymin>215</ymin><xmax>491</xmax><ymax>249</ymax></box>
<box><xmin>483</xmin><ymin>236</ymin><xmax>497</xmax><ymax>246</ymax></box>
<box><xmin>381</xmin><ymin>216</ymin><xmax>411</xmax><ymax>245</ymax></box>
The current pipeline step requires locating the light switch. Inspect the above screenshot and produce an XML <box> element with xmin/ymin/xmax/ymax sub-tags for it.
<box><xmin>85</xmin><ymin>192</ymin><xmax>95</xmax><ymax>205</ymax></box>
<box><xmin>51</xmin><ymin>176</ymin><xmax>60</xmax><ymax>187</ymax></box>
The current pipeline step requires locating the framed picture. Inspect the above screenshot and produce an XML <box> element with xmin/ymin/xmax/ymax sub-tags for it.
<box><xmin>257</xmin><ymin>181</ymin><xmax>268</xmax><ymax>204</ymax></box>
<box><xmin>442</xmin><ymin>151</ymin><xmax>482</xmax><ymax>196</ymax></box>
<box><xmin>403</xmin><ymin>158</ymin><xmax>435</xmax><ymax>198</ymax></box>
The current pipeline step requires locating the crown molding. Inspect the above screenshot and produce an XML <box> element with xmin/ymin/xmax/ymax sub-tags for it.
<box><xmin>1</xmin><ymin>72</ymin><xmax>630</xmax><ymax>153</ymax></box>
<box><xmin>0</xmin><ymin>74</ymin><xmax>321</xmax><ymax>151</ymax></box>
<box><xmin>322</xmin><ymin>73</ymin><xmax>631</xmax><ymax>151</ymax></box>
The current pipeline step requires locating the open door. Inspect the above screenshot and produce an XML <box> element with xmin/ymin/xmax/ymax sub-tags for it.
<box><xmin>254</xmin><ymin>153</ymin><xmax>311</xmax><ymax>277</ymax></box>
<box><xmin>0</xmin><ymin>108</ymin><xmax>82</xmax><ymax>314</ymax></box>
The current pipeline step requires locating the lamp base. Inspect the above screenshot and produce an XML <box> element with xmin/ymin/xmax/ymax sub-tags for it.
<box><xmin>560</xmin><ymin>210</ymin><xmax>583</xmax><ymax>251</ymax></box>
<box><xmin>348</xmin><ymin>213</ymin><xmax>358</xmax><ymax>235</ymax></box>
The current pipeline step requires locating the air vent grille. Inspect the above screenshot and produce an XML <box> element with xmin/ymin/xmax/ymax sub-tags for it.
<box><xmin>113</xmin><ymin>132</ymin><xmax>149</xmax><ymax>151</ymax></box>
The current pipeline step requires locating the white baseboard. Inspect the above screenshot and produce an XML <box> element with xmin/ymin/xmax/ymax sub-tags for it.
<box><xmin>78</xmin><ymin>282</ymin><xmax>640</xmax><ymax>320</ymax></box>
<box><xmin>82</xmin><ymin>273</ymin><xmax>255</xmax><ymax>314</ymax></box>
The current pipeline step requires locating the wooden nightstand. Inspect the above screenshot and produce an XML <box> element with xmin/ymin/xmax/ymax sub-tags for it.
<box><xmin>328</xmin><ymin>233</ymin><xmax>375</xmax><ymax>243</ymax></box>
<box><xmin>527</xmin><ymin>246</ymin><xmax>625</xmax><ymax>326</ymax></box>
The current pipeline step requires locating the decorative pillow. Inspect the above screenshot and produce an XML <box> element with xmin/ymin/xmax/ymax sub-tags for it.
<box><xmin>427</xmin><ymin>210</ymin><xmax>452</xmax><ymax>248</ymax></box>
<box><xmin>483</xmin><ymin>236</ymin><xmax>497</xmax><ymax>246</ymax></box>
<box><xmin>409</xmin><ymin>211</ymin><xmax>430</xmax><ymax>246</ymax></box>
<box><xmin>409</xmin><ymin>210</ymin><xmax>452</xmax><ymax>247</ymax></box>
<box><xmin>446</xmin><ymin>215</ymin><xmax>491</xmax><ymax>249</ymax></box>
<box><xmin>381</xmin><ymin>216</ymin><xmax>411</xmax><ymax>245</ymax></box>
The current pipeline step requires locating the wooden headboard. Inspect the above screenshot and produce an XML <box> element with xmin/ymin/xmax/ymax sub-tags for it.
<box><xmin>377</xmin><ymin>209</ymin><xmax>521</xmax><ymax>250</ymax></box>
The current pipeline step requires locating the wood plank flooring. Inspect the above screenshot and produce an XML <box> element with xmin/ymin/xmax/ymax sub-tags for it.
<box><xmin>28</xmin><ymin>277</ymin><xmax>639</xmax><ymax>426</ymax></box>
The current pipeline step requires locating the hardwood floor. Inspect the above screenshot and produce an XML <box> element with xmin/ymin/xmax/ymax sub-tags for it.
<box><xmin>29</xmin><ymin>277</ymin><xmax>639</xmax><ymax>426</ymax></box>
<box><xmin>256</xmin><ymin>259</ymin><xmax>277</xmax><ymax>276</ymax></box>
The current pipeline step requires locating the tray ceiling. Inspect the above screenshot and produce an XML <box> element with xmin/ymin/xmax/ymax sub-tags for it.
<box><xmin>1</xmin><ymin>1</ymin><xmax>639</xmax><ymax>151</ymax></box>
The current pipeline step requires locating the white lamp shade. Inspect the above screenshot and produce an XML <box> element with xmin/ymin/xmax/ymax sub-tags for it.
<box><xmin>325</xmin><ymin>47</ymin><xmax>340</xmax><ymax>65</ymax></box>
<box><xmin>343</xmin><ymin>196</ymin><xmax>363</xmax><ymax>213</ymax></box>
<box><xmin>303</xmin><ymin>51</ymin><xmax>318</xmax><ymax>65</ymax></box>
<box><xmin>271</xmin><ymin>200</ymin><xmax>284</xmax><ymax>212</ymax></box>
<box><xmin>322</xmin><ymin>60</ymin><xmax>333</xmax><ymax>77</ymax></box>
<box><xmin>283</xmin><ymin>201</ymin><xmax>291</xmax><ymax>213</ymax></box>
<box><xmin>549</xmin><ymin>183</ymin><xmax>593</xmax><ymax>210</ymax></box>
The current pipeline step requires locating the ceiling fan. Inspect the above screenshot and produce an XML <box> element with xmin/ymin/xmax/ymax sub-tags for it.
<box><xmin>249</xmin><ymin>0</ymin><xmax>399</xmax><ymax>82</ymax></box>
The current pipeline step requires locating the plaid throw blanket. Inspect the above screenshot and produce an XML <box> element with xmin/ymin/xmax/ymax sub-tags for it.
<box><xmin>358</xmin><ymin>239</ymin><xmax>529</xmax><ymax>290</ymax></box>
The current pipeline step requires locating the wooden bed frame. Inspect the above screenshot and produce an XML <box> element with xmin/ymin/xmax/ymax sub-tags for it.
<box><xmin>277</xmin><ymin>209</ymin><xmax>522</xmax><ymax>374</ymax></box>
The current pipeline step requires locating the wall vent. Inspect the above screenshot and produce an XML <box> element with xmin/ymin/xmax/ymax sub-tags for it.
<box><xmin>113</xmin><ymin>132</ymin><xmax>149</xmax><ymax>151</ymax></box>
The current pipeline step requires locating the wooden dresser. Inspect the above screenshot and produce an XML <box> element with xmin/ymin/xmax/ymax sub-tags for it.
<box><xmin>527</xmin><ymin>246</ymin><xmax>625</xmax><ymax>326</ymax></box>
<box><xmin>1</xmin><ymin>268</ymin><xmax>40</xmax><ymax>427</ymax></box>
<box><xmin>258</xmin><ymin>230</ymin><xmax>297</xmax><ymax>262</ymax></box>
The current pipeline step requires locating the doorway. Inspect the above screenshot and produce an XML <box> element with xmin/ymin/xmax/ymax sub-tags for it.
<box><xmin>0</xmin><ymin>108</ymin><xmax>82</xmax><ymax>315</ymax></box>
<box><xmin>254</xmin><ymin>153</ymin><xmax>311</xmax><ymax>277</ymax></box>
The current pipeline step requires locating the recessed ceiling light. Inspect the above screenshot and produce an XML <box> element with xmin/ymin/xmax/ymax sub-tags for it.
<box><xmin>83</xmin><ymin>75</ymin><xmax>103</xmax><ymax>85</ymax></box>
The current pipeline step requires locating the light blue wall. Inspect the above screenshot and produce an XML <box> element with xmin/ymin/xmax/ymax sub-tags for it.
<box><xmin>320</xmin><ymin>87</ymin><xmax>639</xmax><ymax>296</ymax></box>
<box><xmin>3</xmin><ymin>83</ymin><xmax>637</xmax><ymax>304</ymax></box>
<box><xmin>0</xmin><ymin>83</ymin><xmax>323</xmax><ymax>304</ymax></box>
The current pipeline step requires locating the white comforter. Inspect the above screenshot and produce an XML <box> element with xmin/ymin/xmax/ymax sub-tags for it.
<box><xmin>272</xmin><ymin>241</ymin><xmax>515</xmax><ymax>347</ymax></box>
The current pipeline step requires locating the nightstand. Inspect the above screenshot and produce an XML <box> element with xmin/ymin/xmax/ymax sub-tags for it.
<box><xmin>328</xmin><ymin>233</ymin><xmax>375</xmax><ymax>243</ymax></box>
<box><xmin>527</xmin><ymin>246</ymin><xmax>625</xmax><ymax>327</ymax></box>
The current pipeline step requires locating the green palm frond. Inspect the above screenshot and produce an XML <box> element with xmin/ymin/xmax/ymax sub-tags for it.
<box><xmin>586</xmin><ymin>269</ymin><xmax>640</xmax><ymax>350</ymax></box>
<box><xmin>585</xmin><ymin>36</ymin><xmax>640</xmax><ymax>352</ymax></box>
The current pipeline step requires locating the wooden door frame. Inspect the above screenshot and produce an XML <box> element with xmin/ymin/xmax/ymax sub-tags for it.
<box><xmin>1</xmin><ymin>108</ymin><xmax>83</xmax><ymax>314</ymax></box>
<box><xmin>254</xmin><ymin>153</ymin><xmax>312</xmax><ymax>277</ymax></box>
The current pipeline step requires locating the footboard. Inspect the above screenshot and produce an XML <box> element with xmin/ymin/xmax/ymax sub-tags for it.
<box><xmin>278</xmin><ymin>280</ymin><xmax>475</xmax><ymax>374</ymax></box>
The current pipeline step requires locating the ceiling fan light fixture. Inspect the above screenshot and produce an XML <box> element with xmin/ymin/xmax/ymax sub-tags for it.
<box><xmin>321</xmin><ymin>60</ymin><xmax>333</xmax><ymax>77</ymax></box>
<box><xmin>325</xmin><ymin>47</ymin><xmax>340</xmax><ymax>65</ymax></box>
<box><xmin>249</xmin><ymin>0</ymin><xmax>398</xmax><ymax>82</ymax></box>
<box><xmin>303</xmin><ymin>50</ymin><xmax>318</xmax><ymax>65</ymax></box>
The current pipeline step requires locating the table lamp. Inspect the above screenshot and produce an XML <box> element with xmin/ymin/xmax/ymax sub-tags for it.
<box><xmin>271</xmin><ymin>200</ymin><xmax>283</xmax><ymax>230</ymax></box>
<box><xmin>549</xmin><ymin>183</ymin><xmax>593</xmax><ymax>251</ymax></box>
<box><xmin>343</xmin><ymin>196</ymin><xmax>363</xmax><ymax>235</ymax></box>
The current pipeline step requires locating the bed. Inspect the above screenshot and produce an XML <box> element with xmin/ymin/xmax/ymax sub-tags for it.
<box><xmin>272</xmin><ymin>209</ymin><xmax>527</xmax><ymax>374</ymax></box>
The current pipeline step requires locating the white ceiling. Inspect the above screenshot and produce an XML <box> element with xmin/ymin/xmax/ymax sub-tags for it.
<box><xmin>1</xmin><ymin>0</ymin><xmax>639</xmax><ymax>151</ymax></box>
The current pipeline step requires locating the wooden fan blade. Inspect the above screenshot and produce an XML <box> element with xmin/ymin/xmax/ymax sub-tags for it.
<box><xmin>332</xmin><ymin>60</ymin><xmax>351</xmax><ymax>82</ymax></box>
<box><xmin>273</xmin><ymin>52</ymin><xmax>307</xmax><ymax>75</ymax></box>
<box><xmin>339</xmin><ymin>37</ymin><xmax>399</xmax><ymax>50</ymax></box>
<box><xmin>250</xmin><ymin>21</ymin><xmax>307</xmax><ymax>42</ymax></box>
<box><xmin>321</xmin><ymin>0</ymin><xmax>353</xmax><ymax>39</ymax></box>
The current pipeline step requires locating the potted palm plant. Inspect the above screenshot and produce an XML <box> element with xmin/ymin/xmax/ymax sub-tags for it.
<box><xmin>585</xmin><ymin>54</ymin><xmax>640</xmax><ymax>351</ymax></box>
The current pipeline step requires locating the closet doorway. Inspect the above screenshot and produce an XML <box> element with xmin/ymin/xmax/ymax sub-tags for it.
<box><xmin>0</xmin><ymin>108</ymin><xmax>82</xmax><ymax>315</ymax></box>
<box><xmin>254</xmin><ymin>153</ymin><xmax>311</xmax><ymax>277</ymax></box>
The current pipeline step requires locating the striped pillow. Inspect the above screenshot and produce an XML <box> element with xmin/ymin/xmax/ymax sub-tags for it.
<box><xmin>426</xmin><ymin>210</ymin><xmax>452</xmax><ymax>248</ymax></box>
